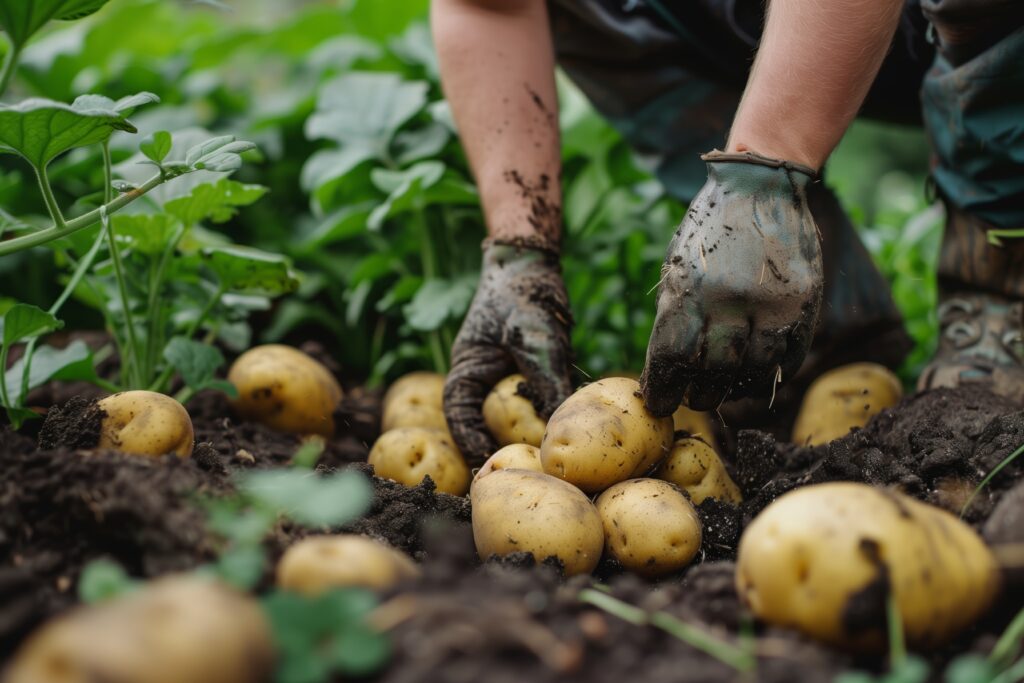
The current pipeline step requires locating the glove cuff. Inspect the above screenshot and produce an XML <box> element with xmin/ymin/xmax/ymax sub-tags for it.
<box><xmin>701</xmin><ymin>150</ymin><xmax>818</xmax><ymax>179</ymax></box>
<box><xmin>482</xmin><ymin>235</ymin><xmax>560</xmax><ymax>257</ymax></box>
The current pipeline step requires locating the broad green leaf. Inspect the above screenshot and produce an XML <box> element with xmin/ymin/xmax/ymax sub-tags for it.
<box><xmin>403</xmin><ymin>276</ymin><xmax>476</xmax><ymax>332</ymax></box>
<box><xmin>944</xmin><ymin>656</ymin><xmax>995</xmax><ymax>683</ymax></box>
<box><xmin>203</xmin><ymin>245</ymin><xmax>300</xmax><ymax>296</ymax></box>
<box><xmin>140</xmin><ymin>130</ymin><xmax>172</xmax><ymax>163</ymax></box>
<box><xmin>162</xmin><ymin>336</ymin><xmax>231</xmax><ymax>394</ymax></box>
<box><xmin>297</xmin><ymin>202</ymin><xmax>374</xmax><ymax>250</ymax></box>
<box><xmin>112</xmin><ymin>213</ymin><xmax>180</xmax><ymax>256</ymax></box>
<box><xmin>77</xmin><ymin>558</ymin><xmax>133</xmax><ymax>604</ymax></box>
<box><xmin>0</xmin><ymin>93</ymin><xmax>157</xmax><ymax>169</ymax></box>
<box><xmin>305</xmin><ymin>72</ymin><xmax>427</xmax><ymax>151</ymax></box>
<box><xmin>212</xmin><ymin>545</ymin><xmax>266</xmax><ymax>591</ymax></box>
<box><xmin>3</xmin><ymin>339</ymin><xmax>96</xmax><ymax>406</ymax></box>
<box><xmin>305</xmin><ymin>35</ymin><xmax>381</xmax><ymax>74</ymax></box>
<box><xmin>2</xmin><ymin>303</ymin><xmax>61</xmax><ymax>347</ymax></box>
<box><xmin>388</xmin><ymin>22</ymin><xmax>438</xmax><ymax>79</ymax></box>
<box><xmin>164</xmin><ymin>178</ymin><xmax>268</xmax><ymax>226</ymax></box>
<box><xmin>299</xmin><ymin>145</ymin><xmax>375</xmax><ymax>193</ymax></box>
<box><xmin>238</xmin><ymin>469</ymin><xmax>373</xmax><ymax>528</ymax></box>
<box><xmin>331</xmin><ymin>625</ymin><xmax>391</xmax><ymax>675</ymax></box>
<box><xmin>370</xmin><ymin>161</ymin><xmax>444</xmax><ymax>194</ymax></box>
<box><xmin>0</xmin><ymin>0</ymin><xmax>111</xmax><ymax>51</ymax></box>
<box><xmin>367</xmin><ymin>163</ymin><xmax>477</xmax><ymax>231</ymax></box>
<box><xmin>393</xmin><ymin>122</ymin><xmax>450</xmax><ymax>166</ymax></box>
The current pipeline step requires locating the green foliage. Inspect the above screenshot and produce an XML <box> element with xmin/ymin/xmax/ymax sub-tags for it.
<box><xmin>78</xmin><ymin>557</ymin><xmax>135</xmax><ymax>603</ymax></box>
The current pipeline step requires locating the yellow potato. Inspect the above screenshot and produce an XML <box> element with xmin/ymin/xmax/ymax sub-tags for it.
<box><xmin>595</xmin><ymin>479</ymin><xmax>702</xmax><ymax>578</ymax></box>
<box><xmin>368</xmin><ymin>427</ymin><xmax>470</xmax><ymax>495</ymax></box>
<box><xmin>471</xmin><ymin>469</ymin><xmax>604</xmax><ymax>576</ymax></box>
<box><xmin>97</xmin><ymin>390</ymin><xmax>194</xmax><ymax>458</ymax></box>
<box><xmin>277</xmin><ymin>535</ymin><xmax>420</xmax><ymax>595</ymax></box>
<box><xmin>671</xmin><ymin>405</ymin><xmax>719</xmax><ymax>452</ymax></box>
<box><xmin>228</xmin><ymin>344</ymin><xmax>343</xmax><ymax>437</ymax></box>
<box><xmin>540</xmin><ymin>377</ymin><xmax>673</xmax><ymax>493</ymax></box>
<box><xmin>381</xmin><ymin>371</ymin><xmax>448</xmax><ymax>433</ymax></box>
<box><xmin>3</xmin><ymin>575</ymin><xmax>274</xmax><ymax>683</ymax></box>
<box><xmin>483</xmin><ymin>374</ymin><xmax>546</xmax><ymax>447</ymax></box>
<box><xmin>655</xmin><ymin>437</ymin><xmax>742</xmax><ymax>505</ymax></box>
<box><xmin>736</xmin><ymin>482</ymin><xmax>1000</xmax><ymax>650</ymax></box>
<box><xmin>473</xmin><ymin>443</ymin><xmax>543</xmax><ymax>484</ymax></box>
<box><xmin>792</xmin><ymin>363</ymin><xmax>902</xmax><ymax>446</ymax></box>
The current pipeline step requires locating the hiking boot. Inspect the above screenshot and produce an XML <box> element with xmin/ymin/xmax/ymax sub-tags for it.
<box><xmin>918</xmin><ymin>203</ymin><xmax>1024</xmax><ymax>402</ymax></box>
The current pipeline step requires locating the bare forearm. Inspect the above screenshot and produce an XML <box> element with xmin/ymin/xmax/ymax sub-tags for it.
<box><xmin>727</xmin><ymin>0</ymin><xmax>904</xmax><ymax>169</ymax></box>
<box><xmin>431</xmin><ymin>0</ymin><xmax>561</xmax><ymax>250</ymax></box>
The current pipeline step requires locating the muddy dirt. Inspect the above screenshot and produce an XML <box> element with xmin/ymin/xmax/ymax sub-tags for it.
<box><xmin>2</xmin><ymin>381</ymin><xmax>1022</xmax><ymax>681</ymax></box>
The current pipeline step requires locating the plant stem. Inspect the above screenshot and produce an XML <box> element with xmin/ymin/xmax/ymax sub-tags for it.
<box><xmin>415</xmin><ymin>210</ymin><xmax>449</xmax><ymax>373</ymax></box>
<box><xmin>0</xmin><ymin>40</ymin><xmax>20</xmax><ymax>98</ymax></box>
<box><xmin>102</xmin><ymin>143</ymin><xmax>114</xmax><ymax>204</ymax></box>
<box><xmin>961</xmin><ymin>442</ymin><xmax>1024</xmax><ymax>518</ymax></box>
<box><xmin>104</xmin><ymin>209</ymin><xmax>142</xmax><ymax>388</ymax></box>
<box><xmin>148</xmin><ymin>282</ymin><xmax>226</xmax><ymax>395</ymax></box>
<box><xmin>35</xmin><ymin>166</ymin><xmax>66</xmax><ymax>229</ymax></box>
<box><xmin>18</xmin><ymin>225</ymin><xmax>110</xmax><ymax>402</ymax></box>
<box><xmin>991</xmin><ymin>606</ymin><xmax>1024</xmax><ymax>668</ymax></box>
<box><xmin>0</xmin><ymin>173</ymin><xmax>165</xmax><ymax>256</ymax></box>
<box><xmin>886</xmin><ymin>594</ymin><xmax>906</xmax><ymax>670</ymax></box>
<box><xmin>578</xmin><ymin>589</ymin><xmax>754</xmax><ymax>672</ymax></box>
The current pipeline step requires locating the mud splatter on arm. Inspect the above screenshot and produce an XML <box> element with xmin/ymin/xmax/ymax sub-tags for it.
<box><xmin>432</xmin><ymin>0</ymin><xmax>562</xmax><ymax>253</ymax></box>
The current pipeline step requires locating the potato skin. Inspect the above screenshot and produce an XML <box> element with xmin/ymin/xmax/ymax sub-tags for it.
<box><xmin>792</xmin><ymin>363</ymin><xmax>902</xmax><ymax>446</ymax></box>
<box><xmin>473</xmin><ymin>443</ymin><xmax>543</xmax><ymax>484</ymax></box>
<box><xmin>736</xmin><ymin>483</ymin><xmax>1000</xmax><ymax>650</ymax></box>
<box><xmin>381</xmin><ymin>371</ymin><xmax>448</xmax><ymax>433</ymax></box>
<box><xmin>483</xmin><ymin>374</ymin><xmax>546</xmax><ymax>447</ymax></box>
<box><xmin>655</xmin><ymin>437</ymin><xmax>741</xmax><ymax>505</ymax></box>
<box><xmin>471</xmin><ymin>469</ymin><xmax>604</xmax><ymax>576</ymax></box>
<box><xmin>97</xmin><ymin>390</ymin><xmax>194</xmax><ymax>458</ymax></box>
<box><xmin>671</xmin><ymin>405</ymin><xmax>719</xmax><ymax>451</ymax></box>
<box><xmin>278</xmin><ymin>535</ymin><xmax>420</xmax><ymax>595</ymax></box>
<box><xmin>229</xmin><ymin>344</ymin><xmax>343</xmax><ymax>437</ymax></box>
<box><xmin>3</xmin><ymin>575</ymin><xmax>274</xmax><ymax>683</ymax></box>
<box><xmin>369</xmin><ymin>427</ymin><xmax>470</xmax><ymax>495</ymax></box>
<box><xmin>540</xmin><ymin>377</ymin><xmax>673</xmax><ymax>493</ymax></box>
<box><xmin>595</xmin><ymin>479</ymin><xmax>702</xmax><ymax>578</ymax></box>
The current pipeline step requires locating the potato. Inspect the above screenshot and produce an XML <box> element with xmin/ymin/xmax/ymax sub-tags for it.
<box><xmin>277</xmin><ymin>535</ymin><xmax>420</xmax><ymax>595</ymax></box>
<box><xmin>228</xmin><ymin>344</ymin><xmax>343</xmax><ymax>437</ymax></box>
<box><xmin>595</xmin><ymin>479</ymin><xmax>702</xmax><ymax>578</ymax></box>
<box><xmin>473</xmin><ymin>443</ymin><xmax>543</xmax><ymax>483</ymax></box>
<box><xmin>97</xmin><ymin>390</ymin><xmax>194</xmax><ymax>458</ymax></box>
<box><xmin>736</xmin><ymin>482</ymin><xmax>1000</xmax><ymax>649</ymax></box>
<box><xmin>471</xmin><ymin>468</ymin><xmax>604</xmax><ymax>576</ymax></box>
<box><xmin>792</xmin><ymin>363</ymin><xmax>902</xmax><ymax>446</ymax></box>
<box><xmin>482</xmin><ymin>374</ymin><xmax>546</xmax><ymax>447</ymax></box>
<box><xmin>540</xmin><ymin>377</ymin><xmax>674</xmax><ymax>493</ymax></box>
<box><xmin>671</xmin><ymin>405</ymin><xmax>719</xmax><ymax>451</ymax></box>
<box><xmin>381</xmin><ymin>371</ymin><xmax>448</xmax><ymax>433</ymax></box>
<box><xmin>368</xmin><ymin>427</ymin><xmax>470</xmax><ymax>495</ymax></box>
<box><xmin>3</xmin><ymin>575</ymin><xmax>274</xmax><ymax>683</ymax></box>
<box><xmin>655</xmin><ymin>437</ymin><xmax>742</xmax><ymax>505</ymax></box>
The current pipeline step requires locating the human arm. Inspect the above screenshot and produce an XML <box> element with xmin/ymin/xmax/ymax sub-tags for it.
<box><xmin>432</xmin><ymin>0</ymin><xmax>572</xmax><ymax>464</ymax></box>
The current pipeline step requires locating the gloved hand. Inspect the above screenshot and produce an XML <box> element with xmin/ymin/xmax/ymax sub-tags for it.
<box><xmin>443</xmin><ymin>241</ymin><xmax>573</xmax><ymax>465</ymax></box>
<box><xmin>641</xmin><ymin>151</ymin><xmax>824</xmax><ymax>416</ymax></box>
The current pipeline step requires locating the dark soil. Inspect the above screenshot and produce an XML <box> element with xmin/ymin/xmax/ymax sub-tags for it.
<box><xmin>2</xmin><ymin>380</ymin><xmax>1023</xmax><ymax>683</ymax></box>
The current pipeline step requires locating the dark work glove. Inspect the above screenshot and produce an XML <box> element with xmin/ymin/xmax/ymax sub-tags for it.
<box><xmin>444</xmin><ymin>241</ymin><xmax>574</xmax><ymax>465</ymax></box>
<box><xmin>641</xmin><ymin>151</ymin><xmax>824</xmax><ymax>416</ymax></box>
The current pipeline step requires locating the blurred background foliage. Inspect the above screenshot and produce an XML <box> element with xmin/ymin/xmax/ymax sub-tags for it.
<box><xmin>0</xmin><ymin>0</ymin><xmax>940</xmax><ymax>386</ymax></box>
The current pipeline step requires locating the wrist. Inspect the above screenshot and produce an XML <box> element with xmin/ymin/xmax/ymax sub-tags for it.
<box><xmin>725</xmin><ymin>126</ymin><xmax>825</xmax><ymax>172</ymax></box>
<box><xmin>483</xmin><ymin>235</ymin><xmax>560</xmax><ymax>258</ymax></box>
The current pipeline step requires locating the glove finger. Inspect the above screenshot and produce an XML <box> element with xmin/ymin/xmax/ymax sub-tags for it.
<box><xmin>443</xmin><ymin>343</ymin><xmax>514</xmax><ymax>467</ymax></box>
<box><xmin>779</xmin><ymin>318</ymin><xmax>816</xmax><ymax>382</ymax></box>
<box><xmin>738</xmin><ymin>325</ymin><xmax>789</xmax><ymax>398</ymax></box>
<box><xmin>641</xmin><ymin>294</ymin><xmax>703</xmax><ymax>417</ymax></box>
<box><xmin>686</xmin><ymin>320</ymin><xmax>750</xmax><ymax>410</ymax></box>
<box><xmin>507</xmin><ymin>320</ymin><xmax>574</xmax><ymax>419</ymax></box>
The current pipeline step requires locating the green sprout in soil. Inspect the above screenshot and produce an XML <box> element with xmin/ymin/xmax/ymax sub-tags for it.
<box><xmin>961</xmin><ymin>442</ymin><xmax>1024</xmax><ymax>519</ymax></box>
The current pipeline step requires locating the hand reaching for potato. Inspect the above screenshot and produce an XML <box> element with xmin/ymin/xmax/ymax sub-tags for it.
<box><xmin>444</xmin><ymin>242</ymin><xmax>574</xmax><ymax>465</ymax></box>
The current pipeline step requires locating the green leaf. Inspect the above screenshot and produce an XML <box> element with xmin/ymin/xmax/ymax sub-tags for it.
<box><xmin>203</xmin><ymin>245</ymin><xmax>299</xmax><ymax>296</ymax></box>
<box><xmin>367</xmin><ymin>163</ymin><xmax>477</xmax><ymax>230</ymax></box>
<box><xmin>394</xmin><ymin>122</ymin><xmax>450</xmax><ymax>166</ymax></box>
<box><xmin>403</xmin><ymin>276</ymin><xmax>477</xmax><ymax>332</ymax></box>
<box><xmin>237</xmin><ymin>469</ymin><xmax>373</xmax><ymax>528</ymax></box>
<box><xmin>77</xmin><ymin>558</ymin><xmax>133</xmax><ymax>604</ymax></box>
<box><xmin>297</xmin><ymin>202</ymin><xmax>374</xmax><ymax>250</ymax></box>
<box><xmin>0</xmin><ymin>93</ymin><xmax>157</xmax><ymax>169</ymax></box>
<box><xmin>140</xmin><ymin>130</ymin><xmax>172</xmax><ymax>164</ymax></box>
<box><xmin>305</xmin><ymin>71</ymin><xmax>427</xmax><ymax>152</ymax></box>
<box><xmin>331</xmin><ymin>625</ymin><xmax>391</xmax><ymax>675</ymax></box>
<box><xmin>944</xmin><ymin>655</ymin><xmax>995</xmax><ymax>683</ymax></box>
<box><xmin>0</xmin><ymin>208</ymin><xmax>35</xmax><ymax>238</ymax></box>
<box><xmin>162</xmin><ymin>337</ymin><xmax>226</xmax><ymax>392</ymax></box>
<box><xmin>111</xmin><ymin>214</ymin><xmax>180</xmax><ymax>256</ymax></box>
<box><xmin>3</xmin><ymin>339</ymin><xmax>96</xmax><ymax>406</ymax></box>
<box><xmin>1</xmin><ymin>303</ymin><xmax>61</xmax><ymax>347</ymax></box>
<box><xmin>292</xmin><ymin>439</ymin><xmax>325</xmax><ymax>470</ymax></box>
<box><xmin>164</xmin><ymin>178</ymin><xmax>268</xmax><ymax>226</ymax></box>
<box><xmin>0</xmin><ymin>0</ymin><xmax>111</xmax><ymax>51</ymax></box>
<box><xmin>213</xmin><ymin>544</ymin><xmax>266</xmax><ymax>591</ymax></box>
